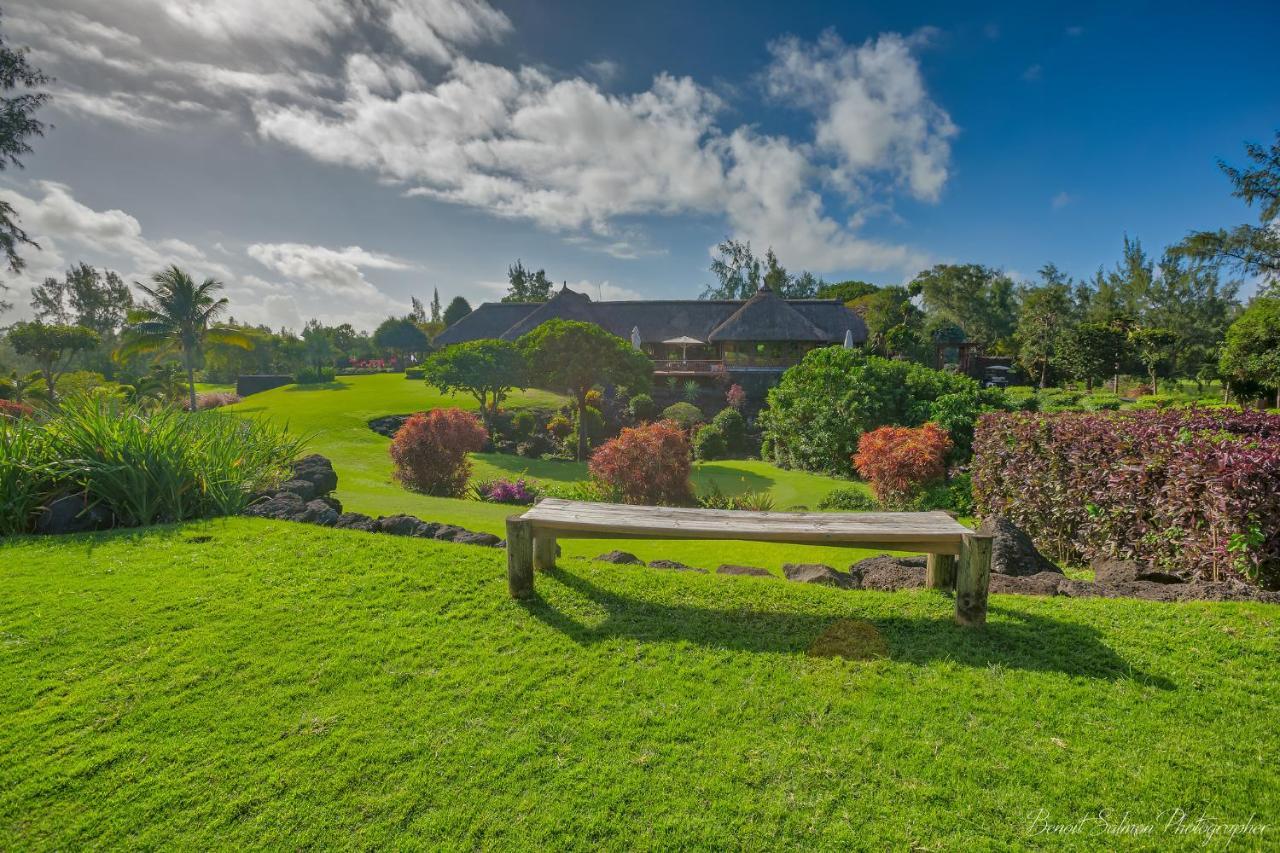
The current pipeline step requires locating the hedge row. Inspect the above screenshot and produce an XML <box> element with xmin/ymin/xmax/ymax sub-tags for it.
<box><xmin>972</xmin><ymin>408</ymin><xmax>1280</xmax><ymax>587</ymax></box>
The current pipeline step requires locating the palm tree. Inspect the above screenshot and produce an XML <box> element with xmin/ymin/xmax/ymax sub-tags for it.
<box><xmin>117</xmin><ymin>266</ymin><xmax>253</xmax><ymax>411</ymax></box>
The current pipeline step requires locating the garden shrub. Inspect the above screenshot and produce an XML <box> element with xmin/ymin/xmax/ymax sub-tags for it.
<box><xmin>911</xmin><ymin>473</ymin><xmax>974</xmax><ymax>515</ymax></box>
<box><xmin>972</xmin><ymin>408</ymin><xmax>1280</xmax><ymax>586</ymax></box>
<box><xmin>585</xmin><ymin>389</ymin><xmax>604</xmax><ymax>410</ymax></box>
<box><xmin>194</xmin><ymin>391</ymin><xmax>241</xmax><ymax>410</ymax></box>
<box><xmin>1083</xmin><ymin>393</ymin><xmax>1124</xmax><ymax>411</ymax></box>
<box><xmin>3</xmin><ymin>396</ymin><xmax>304</xmax><ymax>530</ymax></box>
<box><xmin>725</xmin><ymin>383</ymin><xmax>746</xmax><ymax>410</ymax></box>
<box><xmin>817</xmin><ymin>487</ymin><xmax>879</xmax><ymax>512</ymax></box>
<box><xmin>852</xmin><ymin>423</ymin><xmax>952</xmax><ymax>509</ymax></box>
<box><xmin>511</xmin><ymin>410</ymin><xmax>537</xmax><ymax>439</ymax></box>
<box><xmin>711</xmin><ymin>408</ymin><xmax>747</xmax><ymax>455</ymax></box>
<box><xmin>296</xmin><ymin>366</ymin><xmax>336</xmax><ymax>384</ymax></box>
<box><xmin>661</xmin><ymin>402</ymin><xmax>705</xmax><ymax>430</ymax></box>
<box><xmin>588</xmin><ymin>420</ymin><xmax>694</xmax><ymax>506</ymax></box>
<box><xmin>696</xmin><ymin>482</ymin><xmax>775</xmax><ymax>511</ymax></box>
<box><xmin>404</xmin><ymin>367</ymin><xmax>425</xmax><ymax>380</ymax></box>
<box><xmin>628</xmin><ymin>393</ymin><xmax>657</xmax><ymax>421</ymax></box>
<box><xmin>389</xmin><ymin>408</ymin><xmax>487</xmax><ymax>496</ymax></box>
<box><xmin>0</xmin><ymin>399</ymin><xmax>34</xmax><ymax>419</ymax></box>
<box><xmin>470</xmin><ymin>477</ymin><xmax>539</xmax><ymax>505</ymax></box>
<box><xmin>567</xmin><ymin>406</ymin><xmax>606</xmax><ymax>453</ymax></box>
<box><xmin>760</xmin><ymin>347</ymin><xmax>975</xmax><ymax>475</ymax></box>
<box><xmin>545</xmin><ymin>414</ymin><xmax>572</xmax><ymax>440</ymax></box>
<box><xmin>692</xmin><ymin>423</ymin><xmax>727</xmax><ymax>460</ymax></box>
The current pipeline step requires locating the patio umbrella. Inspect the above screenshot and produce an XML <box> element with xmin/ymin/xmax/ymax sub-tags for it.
<box><xmin>843</xmin><ymin>329</ymin><xmax>855</xmax><ymax>349</ymax></box>
<box><xmin>631</xmin><ymin>326</ymin><xmax>642</xmax><ymax>350</ymax></box>
<box><xmin>662</xmin><ymin>335</ymin><xmax>704</xmax><ymax>362</ymax></box>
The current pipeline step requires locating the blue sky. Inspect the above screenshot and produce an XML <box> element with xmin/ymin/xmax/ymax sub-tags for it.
<box><xmin>3</xmin><ymin>0</ymin><xmax>1277</xmax><ymax>330</ymax></box>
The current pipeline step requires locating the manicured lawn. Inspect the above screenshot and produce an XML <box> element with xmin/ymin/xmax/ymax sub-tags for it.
<box><xmin>193</xmin><ymin>381</ymin><xmax>236</xmax><ymax>395</ymax></box>
<box><xmin>228</xmin><ymin>374</ymin><xmax>873</xmax><ymax>571</ymax></box>
<box><xmin>2</xmin><ymin>520</ymin><xmax>1276</xmax><ymax>848</ymax></box>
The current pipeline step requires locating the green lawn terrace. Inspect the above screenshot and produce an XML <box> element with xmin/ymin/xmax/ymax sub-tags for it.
<box><xmin>227</xmin><ymin>373</ymin><xmax>879</xmax><ymax>571</ymax></box>
<box><xmin>2</xmin><ymin>519</ymin><xmax>1276</xmax><ymax>848</ymax></box>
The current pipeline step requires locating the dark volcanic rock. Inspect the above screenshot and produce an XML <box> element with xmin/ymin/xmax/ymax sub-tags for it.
<box><xmin>716</xmin><ymin>564</ymin><xmax>774</xmax><ymax>578</ymax></box>
<box><xmin>35</xmin><ymin>493</ymin><xmax>113</xmax><ymax>534</ymax></box>
<box><xmin>977</xmin><ymin>515</ymin><xmax>1061</xmax><ymax>577</ymax></box>
<box><xmin>276</xmin><ymin>479</ymin><xmax>317</xmax><ymax>502</ymax></box>
<box><xmin>989</xmin><ymin>571</ymin><xmax>1066</xmax><ymax>596</ymax></box>
<box><xmin>433</xmin><ymin>525</ymin><xmax>465</xmax><ymax>541</ymax></box>
<box><xmin>291</xmin><ymin>454</ymin><xmax>338</xmax><ymax>495</ymax></box>
<box><xmin>333</xmin><ymin>512</ymin><xmax>378</xmax><ymax>532</ymax></box>
<box><xmin>649</xmin><ymin>559</ymin><xmax>707</xmax><ymax>573</ymax></box>
<box><xmin>375</xmin><ymin>514</ymin><xmax>430</xmax><ymax>536</ymax></box>
<box><xmin>716</xmin><ymin>560</ymin><xmax>773</xmax><ymax>573</ymax></box>
<box><xmin>783</xmin><ymin>563</ymin><xmax>856</xmax><ymax>589</ymax></box>
<box><xmin>847</xmin><ymin>555</ymin><xmax>926</xmax><ymax>591</ymax></box>
<box><xmin>299</xmin><ymin>500</ymin><xmax>339</xmax><ymax>526</ymax></box>
<box><xmin>594</xmin><ymin>550</ymin><xmax>643</xmax><ymax>564</ymax></box>
<box><xmin>315</xmin><ymin>495</ymin><xmax>343</xmax><ymax>514</ymax></box>
<box><xmin>455</xmin><ymin>531</ymin><xmax>502</xmax><ymax>547</ymax></box>
<box><xmin>368</xmin><ymin>415</ymin><xmax>410</xmax><ymax>438</ymax></box>
<box><xmin>243</xmin><ymin>492</ymin><xmax>305</xmax><ymax>521</ymax></box>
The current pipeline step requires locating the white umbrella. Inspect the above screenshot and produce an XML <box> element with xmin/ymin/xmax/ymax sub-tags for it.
<box><xmin>630</xmin><ymin>326</ymin><xmax>643</xmax><ymax>350</ymax></box>
<box><xmin>662</xmin><ymin>335</ymin><xmax>704</xmax><ymax>362</ymax></box>
<box><xmin>843</xmin><ymin>329</ymin><xmax>855</xmax><ymax>349</ymax></box>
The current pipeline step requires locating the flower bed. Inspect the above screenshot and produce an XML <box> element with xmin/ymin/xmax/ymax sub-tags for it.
<box><xmin>972</xmin><ymin>408</ymin><xmax>1280</xmax><ymax>587</ymax></box>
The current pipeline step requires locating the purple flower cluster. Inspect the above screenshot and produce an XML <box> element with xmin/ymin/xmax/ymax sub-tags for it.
<box><xmin>480</xmin><ymin>478</ymin><xmax>538</xmax><ymax>505</ymax></box>
<box><xmin>973</xmin><ymin>407</ymin><xmax>1280</xmax><ymax>587</ymax></box>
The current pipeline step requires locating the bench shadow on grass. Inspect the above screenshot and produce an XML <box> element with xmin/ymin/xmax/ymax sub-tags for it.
<box><xmin>522</xmin><ymin>567</ymin><xmax>1174</xmax><ymax>688</ymax></box>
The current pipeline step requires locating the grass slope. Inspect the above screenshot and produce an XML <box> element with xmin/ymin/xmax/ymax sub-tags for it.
<box><xmin>229</xmin><ymin>375</ymin><xmax>870</xmax><ymax>571</ymax></box>
<box><xmin>2</xmin><ymin>520</ymin><xmax>1277</xmax><ymax>849</ymax></box>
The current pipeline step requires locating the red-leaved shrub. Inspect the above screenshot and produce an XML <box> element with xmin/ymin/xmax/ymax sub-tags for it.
<box><xmin>853</xmin><ymin>423</ymin><xmax>952</xmax><ymax>508</ymax></box>
<box><xmin>0</xmin><ymin>399</ymin><xmax>34</xmax><ymax>419</ymax></box>
<box><xmin>973</xmin><ymin>408</ymin><xmax>1280</xmax><ymax>587</ymax></box>
<box><xmin>725</xmin><ymin>383</ymin><xmax>746</xmax><ymax>410</ymax></box>
<box><xmin>389</xmin><ymin>408</ymin><xmax>488</xmax><ymax>496</ymax></box>
<box><xmin>588</xmin><ymin>420</ymin><xmax>694</xmax><ymax>506</ymax></box>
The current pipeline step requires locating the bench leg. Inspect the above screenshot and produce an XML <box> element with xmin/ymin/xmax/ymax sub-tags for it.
<box><xmin>533</xmin><ymin>532</ymin><xmax>557</xmax><ymax>571</ymax></box>
<box><xmin>506</xmin><ymin>516</ymin><xmax>534</xmax><ymax>599</ymax></box>
<box><xmin>955</xmin><ymin>533</ymin><xmax>992</xmax><ymax>627</ymax></box>
<box><xmin>926</xmin><ymin>554</ymin><xmax>955</xmax><ymax>590</ymax></box>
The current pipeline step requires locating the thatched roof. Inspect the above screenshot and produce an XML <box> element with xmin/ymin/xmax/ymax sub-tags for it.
<box><xmin>433</xmin><ymin>285</ymin><xmax>867</xmax><ymax>347</ymax></box>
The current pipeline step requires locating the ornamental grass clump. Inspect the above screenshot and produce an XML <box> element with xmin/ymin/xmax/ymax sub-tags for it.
<box><xmin>588</xmin><ymin>420</ymin><xmax>694</xmax><ymax>506</ymax></box>
<box><xmin>0</xmin><ymin>395</ymin><xmax>305</xmax><ymax>532</ymax></box>
<box><xmin>972</xmin><ymin>407</ymin><xmax>1280</xmax><ymax>587</ymax></box>
<box><xmin>852</xmin><ymin>423</ymin><xmax>952</xmax><ymax>509</ymax></box>
<box><xmin>389</xmin><ymin>408</ymin><xmax>487</xmax><ymax>496</ymax></box>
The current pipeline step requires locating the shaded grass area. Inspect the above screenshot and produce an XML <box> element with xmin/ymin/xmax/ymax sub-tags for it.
<box><xmin>2</xmin><ymin>520</ymin><xmax>1277</xmax><ymax>849</ymax></box>
<box><xmin>228</xmin><ymin>374</ymin><xmax>871</xmax><ymax>570</ymax></box>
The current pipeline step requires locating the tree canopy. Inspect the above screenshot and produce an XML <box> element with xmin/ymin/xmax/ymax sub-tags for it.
<box><xmin>0</xmin><ymin>21</ymin><xmax>50</xmax><ymax>306</ymax></box>
<box><xmin>1220</xmin><ymin>297</ymin><xmax>1280</xmax><ymax>407</ymax></box>
<box><xmin>7</xmin><ymin>321</ymin><xmax>100</xmax><ymax>398</ymax></box>
<box><xmin>443</xmin><ymin>296</ymin><xmax>472</xmax><ymax>327</ymax></box>
<box><xmin>503</xmin><ymin>260</ymin><xmax>553</xmax><ymax>303</ymax></box>
<box><xmin>910</xmin><ymin>264</ymin><xmax>1018</xmax><ymax>349</ymax></box>
<box><xmin>518</xmin><ymin>319</ymin><xmax>651</xmax><ymax>460</ymax></box>
<box><xmin>702</xmin><ymin>239</ymin><xmax>824</xmax><ymax>299</ymax></box>
<box><xmin>30</xmin><ymin>263</ymin><xmax>134</xmax><ymax>334</ymax></box>
<box><xmin>423</xmin><ymin>339</ymin><xmax>527</xmax><ymax>432</ymax></box>
<box><xmin>373</xmin><ymin>317</ymin><xmax>430</xmax><ymax>361</ymax></box>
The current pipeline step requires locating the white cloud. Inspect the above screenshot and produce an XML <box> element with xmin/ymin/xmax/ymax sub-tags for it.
<box><xmin>159</xmin><ymin>0</ymin><xmax>354</xmax><ymax>48</ymax></box>
<box><xmin>376</xmin><ymin>0</ymin><xmax>512</xmax><ymax>62</ymax></box>
<box><xmin>246</xmin><ymin>242</ymin><xmax>413</xmax><ymax>326</ymax></box>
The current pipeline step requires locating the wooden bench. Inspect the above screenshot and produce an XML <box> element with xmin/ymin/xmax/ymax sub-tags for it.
<box><xmin>505</xmin><ymin>499</ymin><xmax>993</xmax><ymax>626</ymax></box>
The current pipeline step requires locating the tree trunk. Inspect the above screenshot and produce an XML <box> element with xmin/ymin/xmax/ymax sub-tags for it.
<box><xmin>1039</xmin><ymin>361</ymin><xmax>1047</xmax><ymax>389</ymax></box>
<box><xmin>1275</xmin><ymin>386</ymin><xmax>1279</xmax><ymax>410</ymax></box>
<box><xmin>42</xmin><ymin>359</ymin><xmax>56</xmax><ymax>400</ymax></box>
<box><xmin>1150</xmin><ymin>367</ymin><xmax>1158</xmax><ymax>396</ymax></box>
<box><xmin>575</xmin><ymin>390</ymin><xmax>588</xmax><ymax>462</ymax></box>
<box><xmin>185</xmin><ymin>351</ymin><xmax>198</xmax><ymax>412</ymax></box>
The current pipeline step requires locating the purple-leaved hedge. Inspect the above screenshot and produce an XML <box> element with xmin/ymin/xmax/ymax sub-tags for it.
<box><xmin>972</xmin><ymin>407</ymin><xmax>1280</xmax><ymax>588</ymax></box>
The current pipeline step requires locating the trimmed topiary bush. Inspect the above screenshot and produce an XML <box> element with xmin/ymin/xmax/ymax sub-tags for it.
<box><xmin>710</xmin><ymin>408</ymin><xmax>747</xmax><ymax>455</ymax></box>
<box><xmin>817</xmin><ymin>487</ymin><xmax>879</xmax><ymax>512</ymax></box>
<box><xmin>973</xmin><ymin>408</ymin><xmax>1280</xmax><ymax>587</ymax></box>
<box><xmin>389</xmin><ymin>408</ymin><xmax>487</xmax><ymax>496</ymax></box>
<box><xmin>628</xmin><ymin>393</ymin><xmax>657</xmax><ymax>421</ymax></box>
<box><xmin>661</xmin><ymin>402</ymin><xmax>705</xmax><ymax>430</ymax></box>
<box><xmin>692</xmin><ymin>423</ymin><xmax>727</xmax><ymax>460</ymax></box>
<box><xmin>853</xmin><ymin>423</ymin><xmax>952</xmax><ymax>509</ymax></box>
<box><xmin>588</xmin><ymin>420</ymin><xmax>693</xmax><ymax>506</ymax></box>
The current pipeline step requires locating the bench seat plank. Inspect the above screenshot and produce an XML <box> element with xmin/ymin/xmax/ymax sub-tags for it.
<box><xmin>520</xmin><ymin>499</ymin><xmax>968</xmax><ymax>554</ymax></box>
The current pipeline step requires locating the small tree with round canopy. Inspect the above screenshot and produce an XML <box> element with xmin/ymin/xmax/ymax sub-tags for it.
<box><xmin>518</xmin><ymin>319</ymin><xmax>651</xmax><ymax>461</ymax></box>
<box><xmin>422</xmin><ymin>339</ymin><xmax>527</xmax><ymax>433</ymax></box>
<box><xmin>6</xmin><ymin>321</ymin><xmax>99</xmax><ymax>400</ymax></box>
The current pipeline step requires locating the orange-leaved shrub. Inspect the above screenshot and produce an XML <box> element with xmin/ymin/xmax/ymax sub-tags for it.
<box><xmin>852</xmin><ymin>422</ymin><xmax>952</xmax><ymax>508</ymax></box>
<box><xmin>389</xmin><ymin>408</ymin><xmax>488</xmax><ymax>496</ymax></box>
<box><xmin>588</xmin><ymin>420</ymin><xmax>694</xmax><ymax>506</ymax></box>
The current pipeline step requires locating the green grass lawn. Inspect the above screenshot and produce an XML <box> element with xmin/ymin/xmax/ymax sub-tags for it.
<box><xmin>2</xmin><ymin>520</ymin><xmax>1276</xmax><ymax>849</ymax></box>
<box><xmin>193</xmin><ymin>381</ymin><xmax>236</xmax><ymax>395</ymax></box>
<box><xmin>228</xmin><ymin>374</ymin><xmax>873</xmax><ymax>571</ymax></box>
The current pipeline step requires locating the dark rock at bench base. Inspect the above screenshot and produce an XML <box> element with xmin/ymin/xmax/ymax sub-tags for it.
<box><xmin>455</xmin><ymin>531</ymin><xmax>502</xmax><ymax>547</ymax></box>
<box><xmin>315</xmin><ymin>495</ymin><xmax>342</xmax><ymax>514</ymax></box>
<box><xmin>977</xmin><ymin>515</ymin><xmax>1062</xmax><ymax>577</ymax></box>
<box><xmin>594</xmin><ymin>550</ymin><xmax>643</xmax><ymax>564</ymax></box>
<box><xmin>35</xmin><ymin>493</ymin><xmax>114</xmax><ymax>535</ymax></box>
<box><xmin>847</xmin><ymin>556</ymin><xmax>926</xmax><ymax>591</ymax></box>
<box><xmin>783</xmin><ymin>563</ymin><xmax>856</xmax><ymax>589</ymax></box>
<box><xmin>989</xmin><ymin>571</ymin><xmax>1067</xmax><ymax>597</ymax></box>
<box><xmin>717</xmin><ymin>564</ymin><xmax>774</xmax><ymax>578</ymax></box>
<box><xmin>334</xmin><ymin>512</ymin><xmax>378</xmax><ymax>532</ymax></box>
<box><xmin>649</xmin><ymin>559</ymin><xmax>707</xmax><ymax>573</ymax></box>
